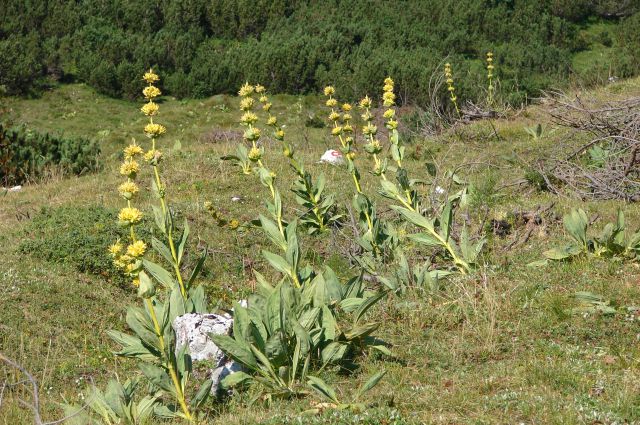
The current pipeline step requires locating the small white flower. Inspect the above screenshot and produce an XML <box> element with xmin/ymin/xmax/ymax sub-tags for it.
<box><xmin>435</xmin><ymin>186</ymin><xmax>445</xmax><ymax>194</ymax></box>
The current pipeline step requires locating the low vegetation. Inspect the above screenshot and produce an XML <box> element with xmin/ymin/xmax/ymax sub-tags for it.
<box><xmin>2</xmin><ymin>62</ymin><xmax>640</xmax><ymax>424</ymax></box>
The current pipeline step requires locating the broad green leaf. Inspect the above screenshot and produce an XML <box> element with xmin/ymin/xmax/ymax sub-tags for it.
<box><xmin>390</xmin><ymin>205</ymin><xmax>434</xmax><ymax>230</ymax></box>
<box><xmin>408</xmin><ymin>232</ymin><xmax>441</xmax><ymax>247</ymax></box>
<box><xmin>143</xmin><ymin>259</ymin><xmax>178</xmax><ymax>291</ymax></box>
<box><xmin>354</xmin><ymin>291</ymin><xmax>387</xmax><ymax>324</ymax></box>
<box><xmin>259</xmin><ymin>214</ymin><xmax>286</xmax><ymax>251</ymax></box>
<box><xmin>321</xmin><ymin>342</ymin><xmax>348</xmax><ymax>365</ymax></box>
<box><xmin>209</xmin><ymin>335</ymin><xmax>258</xmax><ymax>370</ymax></box>
<box><xmin>151</xmin><ymin>237</ymin><xmax>173</xmax><ymax>265</ymax></box>
<box><xmin>220</xmin><ymin>371</ymin><xmax>253</xmax><ymax>389</ymax></box>
<box><xmin>307</xmin><ymin>376</ymin><xmax>339</xmax><ymax>404</ymax></box>
<box><xmin>262</xmin><ymin>250</ymin><xmax>292</xmax><ymax>276</ymax></box>
<box><xmin>356</xmin><ymin>370</ymin><xmax>387</xmax><ymax>399</ymax></box>
<box><xmin>138</xmin><ymin>363</ymin><xmax>175</xmax><ymax>396</ymax></box>
<box><xmin>344</xmin><ymin>322</ymin><xmax>380</xmax><ymax>340</ymax></box>
<box><xmin>177</xmin><ymin>218</ymin><xmax>189</xmax><ymax>265</ymax></box>
<box><xmin>190</xmin><ymin>380</ymin><xmax>212</xmax><ymax>409</ymax></box>
<box><xmin>439</xmin><ymin>202</ymin><xmax>453</xmax><ymax>241</ymax></box>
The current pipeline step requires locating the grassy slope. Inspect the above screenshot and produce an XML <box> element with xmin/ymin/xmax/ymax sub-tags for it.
<box><xmin>2</xmin><ymin>78</ymin><xmax>640</xmax><ymax>424</ymax></box>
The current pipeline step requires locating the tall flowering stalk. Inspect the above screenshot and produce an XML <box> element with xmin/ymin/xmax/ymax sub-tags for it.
<box><xmin>107</xmin><ymin>69</ymin><xmax>211</xmax><ymax>423</ymax></box>
<box><xmin>486</xmin><ymin>52</ymin><xmax>495</xmax><ymax>105</ymax></box>
<box><xmin>444</xmin><ymin>63</ymin><xmax>460</xmax><ymax>116</ymax></box>
<box><xmin>324</xmin><ymin>86</ymin><xmax>382</xmax><ymax>255</ymax></box>
<box><xmin>237</xmin><ymin>83</ymin><xmax>305</xmax><ymax>287</ymax></box>
<box><xmin>258</xmin><ymin>88</ymin><xmax>339</xmax><ymax>234</ymax></box>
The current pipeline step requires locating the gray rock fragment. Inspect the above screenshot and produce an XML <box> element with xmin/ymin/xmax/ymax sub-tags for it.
<box><xmin>173</xmin><ymin>313</ymin><xmax>232</xmax><ymax>364</ymax></box>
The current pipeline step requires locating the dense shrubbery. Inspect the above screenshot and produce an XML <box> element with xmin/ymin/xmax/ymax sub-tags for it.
<box><xmin>1</xmin><ymin>0</ymin><xmax>639</xmax><ymax>105</ymax></box>
<box><xmin>0</xmin><ymin>123</ymin><xmax>100</xmax><ymax>185</ymax></box>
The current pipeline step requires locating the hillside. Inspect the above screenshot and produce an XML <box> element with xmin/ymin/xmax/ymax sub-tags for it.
<box><xmin>2</xmin><ymin>75</ymin><xmax>640</xmax><ymax>423</ymax></box>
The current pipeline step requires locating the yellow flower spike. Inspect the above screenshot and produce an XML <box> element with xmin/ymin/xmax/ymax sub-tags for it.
<box><xmin>342</xmin><ymin>113</ymin><xmax>352</xmax><ymax>122</ymax></box>
<box><xmin>263</xmin><ymin>102</ymin><xmax>272</xmax><ymax>112</ymax></box>
<box><xmin>383</xmin><ymin>84</ymin><xmax>394</xmax><ymax>92</ymax></box>
<box><xmin>238</xmin><ymin>83</ymin><xmax>255</xmax><ymax>97</ymax></box>
<box><xmin>132</xmin><ymin>277</ymin><xmax>140</xmax><ymax>287</ymax></box>
<box><xmin>108</xmin><ymin>241</ymin><xmax>123</xmax><ymax>256</ymax></box>
<box><xmin>328</xmin><ymin>111</ymin><xmax>340</xmax><ymax>121</ymax></box>
<box><xmin>255</xmin><ymin>84</ymin><xmax>265</xmax><ymax>94</ymax></box>
<box><xmin>341</xmin><ymin>103</ymin><xmax>352</xmax><ymax>112</ymax></box>
<box><xmin>141</xmin><ymin>101</ymin><xmax>159</xmax><ymax>116</ymax></box>
<box><xmin>361</xmin><ymin>111</ymin><xmax>373</xmax><ymax>121</ymax></box>
<box><xmin>259</xmin><ymin>95</ymin><xmax>268</xmax><ymax>103</ymax></box>
<box><xmin>228</xmin><ymin>219</ymin><xmax>240</xmax><ymax>230</ymax></box>
<box><xmin>239</xmin><ymin>97</ymin><xmax>255</xmax><ymax>111</ymax></box>
<box><xmin>323</xmin><ymin>86</ymin><xmax>335</xmax><ymax>96</ymax></box>
<box><xmin>358</xmin><ymin>96</ymin><xmax>372</xmax><ymax>109</ymax></box>
<box><xmin>144</xmin><ymin>123</ymin><xmax>167</xmax><ymax>138</ymax></box>
<box><xmin>275</xmin><ymin>129</ymin><xmax>285</xmax><ymax>140</ymax></box>
<box><xmin>124</xmin><ymin>144</ymin><xmax>144</xmax><ymax>159</ymax></box>
<box><xmin>118</xmin><ymin>207</ymin><xmax>143</xmax><ymax>224</ymax></box>
<box><xmin>248</xmin><ymin>146</ymin><xmax>262</xmax><ymax>162</ymax></box>
<box><xmin>331</xmin><ymin>126</ymin><xmax>343</xmax><ymax>136</ymax></box>
<box><xmin>386</xmin><ymin>119</ymin><xmax>398</xmax><ymax>130</ymax></box>
<box><xmin>240</xmin><ymin>112</ymin><xmax>258</xmax><ymax>125</ymax></box>
<box><xmin>126</xmin><ymin>240</ymin><xmax>147</xmax><ymax>258</ymax></box>
<box><xmin>142</xmin><ymin>86</ymin><xmax>161</xmax><ymax>99</ymax></box>
<box><xmin>267</xmin><ymin>116</ymin><xmax>277</xmax><ymax>126</ymax></box>
<box><xmin>343</xmin><ymin>124</ymin><xmax>353</xmax><ymax>133</ymax></box>
<box><xmin>382</xmin><ymin>91</ymin><xmax>396</xmax><ymax>102</ymax></box>
<box><xmin>326</xmin><ymin>98</ymin><xmax>338</xmax><ymax>107</ymax></box>
<box><xmin>384</xmin><ymin>77</ymin><xmax>394</xmax><ymax>86</ymax></box>
<box><xmin>362</xmin><ymin>124</ymin><xmax>377</xmax><ymax>136</ymax></box>
<box><xmin>142</xmin><ymin>69</ymin><xmax>160</xmax><ymax>84</ymax></box>
<box><xmin>118</xmin><ymin>181</ymin><xmax>139</xmax><ymax>199</ymax></box>
<box><xmin>120</xmin><ymin>160</ymin><xmax>140</xmax><ymax>177</ymax></box>
<box><xmin>383</xmin><ymin>109</ymin><xmax>395</xmax><ymax>119</ymax></box>
<box><xmin>243</xmin><ymin>127</ymin><xmax>261</xmax><ymax>142</ymax></box>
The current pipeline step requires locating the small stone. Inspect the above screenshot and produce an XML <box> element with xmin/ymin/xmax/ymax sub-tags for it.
<box><xmin>211</xmin><ymin>360</ymin><xmax>243</xmax><ymax>394</ymax></box>
<box><xmin>319</xmin><ymin>149</ymin><xmax>344</xmax><ymax>165</ymax></box>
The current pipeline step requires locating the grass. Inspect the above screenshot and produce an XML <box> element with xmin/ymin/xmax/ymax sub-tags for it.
<box><xmin>2</xmin><ymin>78</ymin><xmax>640</xmax><ymax>424</ymax></box>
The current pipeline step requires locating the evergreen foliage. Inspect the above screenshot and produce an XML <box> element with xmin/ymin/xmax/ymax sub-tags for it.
<box><xmin>1</xmin><ymin>0</ymin><xmax>639</xmax><ymax>104</ymax></box>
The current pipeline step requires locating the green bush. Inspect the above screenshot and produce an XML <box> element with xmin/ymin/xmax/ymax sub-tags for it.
<box><xmin>0</xmin><ymin>123</ymin><xmax>101</xmax><ymax>185</ymax></box>
<box><xmin>1</xmin><ymin>0</ymin><xmax>634</xmax><ymax>106</ymax></box>
<box><xmin>18</xmin><ymin>206</ymin><xmax>151</xmax><ymax>286</ymax></box>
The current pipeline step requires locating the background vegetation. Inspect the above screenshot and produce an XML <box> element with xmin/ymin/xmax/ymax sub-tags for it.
<box><xmin>1</xmin><ymin>0</ymin><xmax>640</xmax><ymax>105</ymax></box>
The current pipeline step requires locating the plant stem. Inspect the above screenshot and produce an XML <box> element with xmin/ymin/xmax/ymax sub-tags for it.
<box><xmin>144</xmin><ymin>298</ymin><xmax>193</xmax><ymax>421</ymax></box>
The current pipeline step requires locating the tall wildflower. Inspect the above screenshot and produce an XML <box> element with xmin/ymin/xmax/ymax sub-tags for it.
<box><xmin>325</xmin><ymin>86</ymin><xmax>380</xmax><ymax>255</ymax></box>
<box><xmin>444</xmin><ymin>63</ymin><xmax>460</xmax><ymax>116</ymax></box>
<box><xmin>108</xmin><ymin>69</ymin><xmax>197</xmax><ymax>422</ymax></box>
<box><xmin>486</xmin><ymin>52</ymin><xmax>495</xmax><ymax>105</ymax></box>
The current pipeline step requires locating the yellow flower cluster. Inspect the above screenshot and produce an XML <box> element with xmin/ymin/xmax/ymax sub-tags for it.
<box><xmin>444</xmin><ymin>63</ymin><xmax>460</xmax><ymax>114</ymax></box>
<box><xmin>120</xmin><ymin>160</ymin><xmax>140</xmax><ymax>178</ymax></box>
<box><xmin>324</xmin><ymin>86</ymin><xmax>356</xmax><ymax>164</ymax></box>
<box><xmin>382</xmin><ymin>76</ymin><xmax>398</xmax><ymax>130</ymax></box>
<box><xmin>143</xmin><ymin>86</ymin><xmax>161</xmax><ymax>100</ymax></box>
<box><xmin>124</xmin><ymin>143</ymin><xmax>144</xmax><ymax>159</ymax></box>
<box><xmin>126</xmin><ymin>240</ymin><xmax>147</xmax><ymax>258</ymax></box>
<box><xmin>238</xmin><ymin>82</ymin><xmax>254</xmax><ymax>97</ymax></box>
<box><xmin>144</xmin><ymin>123</ymin><xmax>166</xmax><ymax>138</ymax></box>
<box><xmin>118</xmin><ymin>207</ymin><xmax>143</xmax><ymax>224</ymax></box>
<box><xmin>487</xmin><ymin>52</ymin><xmax>494</xmax><ymax>79</ymax></box>
<box><xmin>142</xmin><ymin>69</ymin><xmax>160</xmax><ymax>84</ymax></box>
<box><xmin>141</xmin><ymin>101</ymin><xmax>159</xmax><ymax>116</ymax></box>
<box><xmin>118</xmin><ymin>181</ymin><xmax>139</xmax><ymax>199</ymax></box>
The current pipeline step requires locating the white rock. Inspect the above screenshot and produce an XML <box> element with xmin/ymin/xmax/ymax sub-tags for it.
<box><xmin>173</xmin><ymin>313</ymin><xmax>232</xmax><ymax>364</ymax></box>
<box><xmin>211</xmin><ymin>360</ymin><xmax>243</xmax><ymax>394</ymax></box>
<box><xmin>319</xmin><ymin>149</ymin><xmax>344</xmax><ymax>165</ymax></box>
<box><xmin>7</xmin><ymin>185</ymin><xmax>22</xmax><ymax>192</ymax></box>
